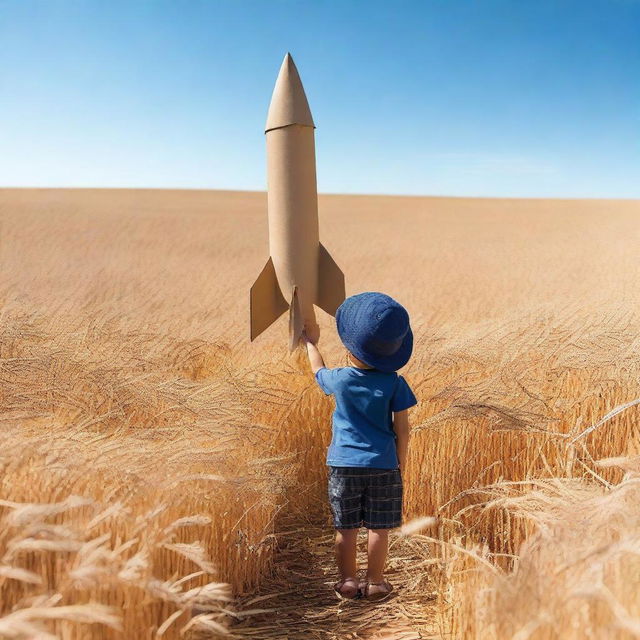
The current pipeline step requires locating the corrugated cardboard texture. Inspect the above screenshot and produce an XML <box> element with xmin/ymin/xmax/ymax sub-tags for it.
<box><xmin>251</xmin><ymin>53</ymin><xmax>344</xmax><ymax>349</ymax></box>
<box><xmin>266</xmin><ymin>124</ymin><xmax>320</xmax><ymax>345</ymax></box>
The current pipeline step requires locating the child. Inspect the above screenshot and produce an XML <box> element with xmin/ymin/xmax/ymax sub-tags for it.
<box><xmin>303</xmin><ymin>291</ymin><xmax>417</xmax><ymax>601</ymax></box>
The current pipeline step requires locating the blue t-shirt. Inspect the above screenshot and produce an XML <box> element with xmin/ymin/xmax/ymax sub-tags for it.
<box><xmin>315</xmin><ymin>366</ymin><xmax>418</xmax><ymax>469</ymax></box>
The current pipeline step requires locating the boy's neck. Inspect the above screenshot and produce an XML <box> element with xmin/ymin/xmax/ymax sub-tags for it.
<box><xmin>348</xmin><ymin>353</ymin><xmax>374</xmax><ymax>370</ymax></box>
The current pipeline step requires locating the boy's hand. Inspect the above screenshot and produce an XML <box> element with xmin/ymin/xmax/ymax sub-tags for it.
<box><xmin>303</xmin><ymin>327</ymin><xmax>325</xmax><ymax>373</ymax></box>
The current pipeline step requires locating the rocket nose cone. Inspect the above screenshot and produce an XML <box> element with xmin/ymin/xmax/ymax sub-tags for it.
<box><xmin>265</xmin><ymin>53</ymin><xmax>315</xmax><ymax>132</ymax></box>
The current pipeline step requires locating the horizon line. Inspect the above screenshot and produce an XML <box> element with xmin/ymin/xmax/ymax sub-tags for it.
<box><xmin>1</xmin><ymin>185</ymin><xmax>638</xmax><ymax>202</ymax></box>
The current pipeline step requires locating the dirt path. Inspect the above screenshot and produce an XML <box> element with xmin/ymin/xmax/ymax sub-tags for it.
<box><xmin>230</xmin><ymin>518</ymin><xmax>441</xmax><ymax>639</ymax></box>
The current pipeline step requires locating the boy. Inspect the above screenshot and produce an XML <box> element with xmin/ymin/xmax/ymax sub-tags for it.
<box><xmin>303</xmin><ymin>292</ymin><xmax>417</xmax><ymax>601</ymax></box>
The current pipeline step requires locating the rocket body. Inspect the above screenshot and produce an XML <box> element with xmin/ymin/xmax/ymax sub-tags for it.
<box><xmin>250</xmin><ymin>54</ymin><xmax>345</xmax><ymax>350</ymax></box>
<box><xmin>266</xmin><ymin>124</ymin><xmax>320</xmax><ymax>341</ymax></box>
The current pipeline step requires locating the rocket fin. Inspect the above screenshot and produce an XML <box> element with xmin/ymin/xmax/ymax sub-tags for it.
<box><xmin>289</xmin><ymin>286</ymin><xmax>305</xmax><ymax>352</ymax></box>
<box><xmin>316</xmin><ymin>243</ymin><xmax>345</xmax><ymax>316</ymax></box>
<box><xmin>250</xmin><ymin>257</ymin><xmax>289</xmax><ymax>341</ymax></box>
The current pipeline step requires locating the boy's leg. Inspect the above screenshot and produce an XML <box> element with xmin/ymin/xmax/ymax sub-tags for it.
<box><xmin>327</xmin><ymin>467</ymin><xmax>365</xmax><ymax>596</ymax></box>
<box><xmin>366</xmin><ymin>528</ymin><xmax>388</xmax><ymax>582</ymax></box>
<box><xmin>335</xmin><ymin>528</ymin><xmax>359</xmax><ymax>580</ymax></box>
<box><xmin>362</xmin><ymin>468</ymin><xmax>402</xmax><ymax>590</ymax></box>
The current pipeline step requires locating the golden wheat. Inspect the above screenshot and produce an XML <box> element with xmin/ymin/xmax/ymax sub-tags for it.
<box><xmin>1</xmin><ymin>189</ymin><xmax>639</xmax><ymax>638</ymax></box>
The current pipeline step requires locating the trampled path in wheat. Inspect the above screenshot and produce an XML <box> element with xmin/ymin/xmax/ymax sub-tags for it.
<box><xmin>230</xmin><ymin>512</ymin><xmax>440</xmax><ymax>640</ymax></box>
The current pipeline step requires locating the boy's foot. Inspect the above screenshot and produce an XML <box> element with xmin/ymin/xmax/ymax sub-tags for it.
<box><xmin>359</xmin><ymin>578</ymin><xmax>393</xmax><ymax>601</ymax></box>
<box><xmin>333</xmin><ymin>577</ymin><xmax>360</xmax><ymax>599</ymax></box>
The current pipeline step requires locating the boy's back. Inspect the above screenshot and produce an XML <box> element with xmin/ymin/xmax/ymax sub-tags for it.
<box><xmin>315</xmin><ymin>366</ymin><xmax>416</xmax><ymax>468</ymax></box>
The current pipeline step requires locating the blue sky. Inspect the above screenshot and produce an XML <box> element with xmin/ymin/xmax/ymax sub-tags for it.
<box><xmin>1</xmin><ymin>0</ymin><xmax>639</xmax><ymax>197</ymax></box>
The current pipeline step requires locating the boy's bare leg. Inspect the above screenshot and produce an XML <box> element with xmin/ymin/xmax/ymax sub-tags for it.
<box><xmin>335</xmin><ymin>528</ymin><xmax>358</xmax><ymax>580</ymax></box>
<box><xmin>366</xmin><ymin>529</ymin><xmax>389</xmax><ymax>582</ymax></box>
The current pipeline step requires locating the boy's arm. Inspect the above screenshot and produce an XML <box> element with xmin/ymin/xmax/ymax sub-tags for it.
<box><xmin>392</xmin><ymin>409</ymin><xmax>410</xmax><ymax>472</ymax></box>
<box><xmin>303</xmin><ymin>332</ymin><xmax>326</xmax><ymax>374</ymax></box>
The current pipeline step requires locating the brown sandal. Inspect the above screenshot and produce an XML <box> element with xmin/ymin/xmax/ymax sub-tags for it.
<box><xmin>360</xmin><ymin>578</ymin><xmax>393</xmax><ymax>601</ymax></box>
<box><xmin>333</xmin><ymin>577</ymin><xmax>360</xmax><ymax>600</ymax></box>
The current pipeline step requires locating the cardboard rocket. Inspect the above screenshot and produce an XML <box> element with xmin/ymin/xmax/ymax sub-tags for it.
<box><xmin>250</xmin><ymin>53</ymin><xmax>345</xmax><ymax>350</ymax></box>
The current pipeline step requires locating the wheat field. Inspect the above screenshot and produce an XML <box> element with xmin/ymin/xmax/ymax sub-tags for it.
<box><xmin>1</xmin><ymin>188</ymin><xmax>639</xmax><ymax>639</ymax></box>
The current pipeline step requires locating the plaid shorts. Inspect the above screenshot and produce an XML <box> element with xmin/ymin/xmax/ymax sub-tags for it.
<box><xmin>328</xmin><ymin>466</ymin><xmax>403</xmax><ymax>530</ymax></box>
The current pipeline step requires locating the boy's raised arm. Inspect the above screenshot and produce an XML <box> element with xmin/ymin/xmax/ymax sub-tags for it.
<box><xmin>303</xmin><ymin>331</ymin><xmax>326</xmax><ymax>374</ymax></box>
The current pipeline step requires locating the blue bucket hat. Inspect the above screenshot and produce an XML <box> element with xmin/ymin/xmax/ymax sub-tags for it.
<box><xmin>336</xmin><ymin>292</ymin><xmax>413</xmax><ymax>372</ymax></box>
